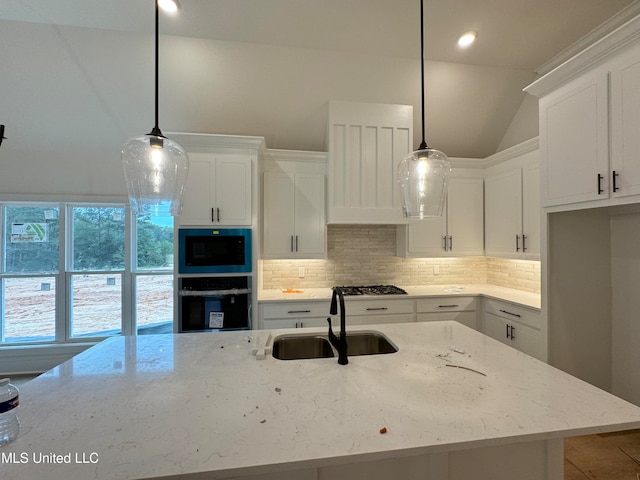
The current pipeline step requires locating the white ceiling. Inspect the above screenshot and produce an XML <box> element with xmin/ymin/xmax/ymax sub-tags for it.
<box><xmin>1</xmin><ymin>0</ymin><xmax>639</xmax><ymax>169</ymax></box>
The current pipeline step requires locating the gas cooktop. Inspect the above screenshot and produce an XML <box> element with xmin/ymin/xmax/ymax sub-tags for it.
<box><xmin>335</xmin><ymin>285</ymin><xmax>408</xmax><ymax>296</ymax></box>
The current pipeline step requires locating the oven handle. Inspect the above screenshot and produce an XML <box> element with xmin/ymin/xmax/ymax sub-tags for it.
<box><xmin>178</xmin><ymin>288</ymin><xmax>252</xmax><ymax>296</ymax></box>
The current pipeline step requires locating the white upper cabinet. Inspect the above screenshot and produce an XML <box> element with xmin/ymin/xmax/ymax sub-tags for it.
<box><xmin>539</xmin><ymin>71</ymin><xmax>609</xmax><ymax>207</ymax></box>
<box><xmin>526</xmin><ymin>25</ymin><xmax>640</xmax><ymax>211</ymax></box>
<box><xmin>610</xmin><ymin>48</ymin><xmax>640</xmax><ymax>199</ymax></box>
<box><xmin>170</xmin><ymin>134</ymin><xmax>264</xmax><ymax>227</ymax></box>
<box><xmin>180</xmin><ymin>153</ymin><xmax>252</xmax><ymax>226</ymax></box>
<box><xmin>262</xmin><ymin>150</ymin><xmax>327</xmax><ymax>259</ymax></box>
<box><xmin>327</xmin><ymin>101</ymin><xmax>412</xmax><ymax>224</ymax></box>
<box><xmin>484</xmin><ymin>142</ymin><xmax>540</xmax><ymax>260</ymax></box>
<box><xmin>397</xmin><ymin>170</ymin><xmax>484</xmax><ymax>257</ymax></box>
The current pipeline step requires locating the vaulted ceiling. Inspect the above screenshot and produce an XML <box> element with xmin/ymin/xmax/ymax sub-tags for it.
<box><xmin>1</xmin><ymin>0</ymin><xmax>638</xmax><ymax>170</ymax></box>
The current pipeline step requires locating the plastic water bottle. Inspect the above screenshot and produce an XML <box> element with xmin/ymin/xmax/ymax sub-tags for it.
<box><xmin>0</xmin><ymin>378</ymin><xmax>20</xmax><ymax>447</ymax></box>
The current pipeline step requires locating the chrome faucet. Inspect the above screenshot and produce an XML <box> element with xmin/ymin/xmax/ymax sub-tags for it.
<box><xmin>327</xmin><ymin>287</ymin><xmax>348</xmax><ymax>365</ymax></box>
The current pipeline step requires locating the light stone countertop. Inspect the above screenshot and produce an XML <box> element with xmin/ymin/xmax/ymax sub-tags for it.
<box><xmin>3</xmin><ymin>322</ymin><xmax>639</xmax><ymax>480</ymax></box>
<box><xmin>259</xmin><ymin>284</ymin><xmax>541</xmax><ymax>309</ymax></box>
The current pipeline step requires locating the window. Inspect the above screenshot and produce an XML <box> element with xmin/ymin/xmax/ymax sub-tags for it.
<box><xmin>0</xmin><ymin>203</ymin><xmax>174</xmax><ymax>345</ymax></box>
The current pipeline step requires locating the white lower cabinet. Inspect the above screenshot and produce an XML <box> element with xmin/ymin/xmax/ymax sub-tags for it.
<box><xmin>482</xmin><ymin>299</ymin><xmax>543</xmax><ymax>360</ymax></box>
<box><xmin>260</xmin><ymin>301</ymin><xmax>330</xmax><ymax>329</ymax></box>
<box><xmin>416</xmin><ymin>297</ymin><xmax>478</xmax><ymax>330</ymax></box>
<box><xmin>259</xmin><ymin>298</ymin><xmax>415</xmax><ymax>330</ymax></box>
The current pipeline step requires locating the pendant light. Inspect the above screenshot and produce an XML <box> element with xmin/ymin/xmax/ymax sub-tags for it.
<box><xmin>397</xmin><ymin>0</ymin><xmax>451</xmax><ymax>219</ymax></box>
<box><xmin>121</xmin><ymin>0</ymin><xmax>189</xmax><ymax>216</ymax></box>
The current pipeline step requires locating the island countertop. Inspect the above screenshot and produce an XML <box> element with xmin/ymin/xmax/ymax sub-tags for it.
<box><xmin>3</xmin><ymin>322</ymin><xmax>639</xmax><ymax>480</ymax></box>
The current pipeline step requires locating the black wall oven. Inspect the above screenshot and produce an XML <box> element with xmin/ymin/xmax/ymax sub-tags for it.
<box><xmin>178</xmin><ymin>276</ymin><xmax>251</xmax><ymax>332</ymax></box>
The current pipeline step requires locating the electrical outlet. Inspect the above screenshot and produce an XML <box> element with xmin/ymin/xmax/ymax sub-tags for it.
<box><xmin>298</xmin><ymin>267</ymin><xmax>305</xmax><ymax>278</ymax></box>
<box><xmin>433</xmin><ymin>265</ymin><xmax>440</xmax><ymax>275</ymax></box>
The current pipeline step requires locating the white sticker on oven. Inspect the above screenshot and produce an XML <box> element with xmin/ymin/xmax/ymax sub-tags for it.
<box><xmin>209</xmin><ymin>312</ymin><xmax>224</xmax><ymax>329</ymax></box>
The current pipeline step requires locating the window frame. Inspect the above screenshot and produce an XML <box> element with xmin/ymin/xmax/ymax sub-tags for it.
<box><xmin>0</xmin><ymin>201</ymin><xmax>174</xmax><ymax>346</ymax></box>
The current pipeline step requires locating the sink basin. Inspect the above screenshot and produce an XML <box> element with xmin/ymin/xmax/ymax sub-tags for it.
<box><xmin>272</xmin><ymin>335</ymin><xmax>335</xmax><ymax>360</ymax></box>
<box><xmin>271</xmin><ymin>331</ymin><xmax>397</xmax><ymax>360</ymax></box>
<box><xmin>346</xmin><ymin>331</ymin><xmax>397</xmax><ymax>356</ymax></box>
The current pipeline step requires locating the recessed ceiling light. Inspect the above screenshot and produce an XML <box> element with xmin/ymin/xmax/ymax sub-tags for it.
<box><xmin>158</xmin><ymin>0</ymin><xmax>180</xmax><ymax>14</ymax></box>
<box><xmin>457</xmin><ymin>31</ymin><xmax>477</xmax><ymax>48</ymax></box>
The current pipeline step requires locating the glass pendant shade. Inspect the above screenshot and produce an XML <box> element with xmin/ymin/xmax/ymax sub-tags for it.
<box><xmin>122</xmin><ymin>133</ymin><xmax>189</xmax><ymax>216</ymax></box>
<box><xmin>397</xmin><ymin>147</ymin><xmax>451</xmax><ymax>218</ymax></box>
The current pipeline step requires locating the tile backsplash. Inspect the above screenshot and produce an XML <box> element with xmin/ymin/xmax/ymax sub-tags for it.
<box><xmin>261</xmin><ymin>225</ymin><xmax>540</xmax><ymax>293</ymax></box>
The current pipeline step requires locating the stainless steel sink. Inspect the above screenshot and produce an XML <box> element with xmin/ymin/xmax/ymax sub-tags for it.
<box><xmin>271</xmin><ymin>331</ymin><xmax>397</xmax><ymax>360</ymax></box>
<box><xmin>272</xmin><ymin>335</ymin><xmax>335</xmax><ymax>360</ymax></box>
<box><xmin>345</xmin><ymin>331</ymin><xmax>397</xmax><ymax>356</ymax></box>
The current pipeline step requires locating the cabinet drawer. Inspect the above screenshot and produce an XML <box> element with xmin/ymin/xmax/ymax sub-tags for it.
<box><xmin>345</xmin><ymin>299</ymin><xmax>414</xmax><ymax>316</ymax></box>
<box><xmin>261</xmin><ymin>301</ymin><xmax>330</xmax><ymax>319</ymax></box>
<box><xmin>417</xmin><ymin>296</ymin><xmax>476</xmax><ymax>313</ymax></box>
<box><xmin>483</xmin><ymin>299</ymin><xmax>539</xmax><ymax>329</ymax></box>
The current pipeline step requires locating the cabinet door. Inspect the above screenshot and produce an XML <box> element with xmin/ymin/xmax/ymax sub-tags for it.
<box><xmin>406</xmin><ymin>215</ymin><xmax>447</xmax><ymax>256</ymax></box>
<box><xmin>540</xmin><ymin>72</ymin><xmax>609</xmax><ymax>206</ymax></box>
<box><xmin>611</xmin><ymin>53</ymin><xmax>640</xmax><ymax>198</ymax></box>
<box><xmin>179</xmin><ymin>153</ymin><xmax>215</xmax><ymax>225</ymax></box>
<box><xmin>262</xmin><ymin>318</ymin><xmax>327</xmax><ymax>329</ymax></box>
<box><xmin>294</xmin><ymin>173</ymin><xmax>326</xmax><ymax>256</ymax></box>
<box><xmin>484</xmin><ymin>169</ymin><xmax>522</xmax><ymax>257</ymax></box>
<box><xmin>214</xmin><ymin>155</ymin><xmax>252</xmax><ymax>225</ymax></box>
<box><xmin>522</xmin><ymin>162</ymin><xmax>540</xmax><ymax>259</ymax></box>
<box><xmin>447</xmin><ymin>177</ymin><xmax>484</xmax><ymax>256</ymax></box>
<box><xmin>263</xmin><ymin>172</ymin><xmax>295</xmax><ymax>257</ymax></box>
<box><xmin>179</xmin><ymin>154</ymin><xmax>251</xmax><ymax>226</ymax></box>
<box><xmin>484</xmin><ymin>313</ymin><xmax>543</xmax><ymax>360</ymax></box>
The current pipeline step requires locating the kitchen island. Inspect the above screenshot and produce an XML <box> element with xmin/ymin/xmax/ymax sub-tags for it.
<box><xmin>3</xmin><ymin>321</ymin><xmax>640</xmax><ymax>480</ymax></box>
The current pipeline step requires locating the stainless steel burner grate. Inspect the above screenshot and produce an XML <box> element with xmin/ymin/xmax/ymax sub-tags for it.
<box><xmin>335</xmin><ymin>285</ymin><xmax>407</xmax><ymax>296</ymax></box>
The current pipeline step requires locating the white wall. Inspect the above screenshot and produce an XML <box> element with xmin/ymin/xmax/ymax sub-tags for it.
<box><xmin>497</xmin><ymin>94</ymin><xmax>540</xmax><ymax>152</ymax></box>
<box><xmin>547</xmin><ymin>208</ymin><xmax>612</xmax><ymax>391</ymax></box>
<box><xmin>611</xmin><ymin>212</ymin><xmax>640</xmax><ymax>404</ymax></box>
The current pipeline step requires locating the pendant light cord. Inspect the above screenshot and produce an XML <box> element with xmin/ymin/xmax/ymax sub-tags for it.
<box><xmin>419</xmin><ymin>0</ymin><xmax>427</xmax><ymax>150</ymax></box>
<box><xmin>150</xmin><ymin>0</ymin><xmax>163</xmax><ymax>138</ymax></box>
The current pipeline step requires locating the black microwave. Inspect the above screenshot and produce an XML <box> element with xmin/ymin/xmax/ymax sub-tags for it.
<box><xmin>178</xmin><ymin>228</ymin><xmax>252</xmax><ymax>274</ymax></box>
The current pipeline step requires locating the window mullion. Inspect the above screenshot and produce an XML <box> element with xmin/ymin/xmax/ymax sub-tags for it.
<box><xmin>122</xmin><ymin>207</ymin><xmax>134</xmax><ymax>336</ymax></box>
